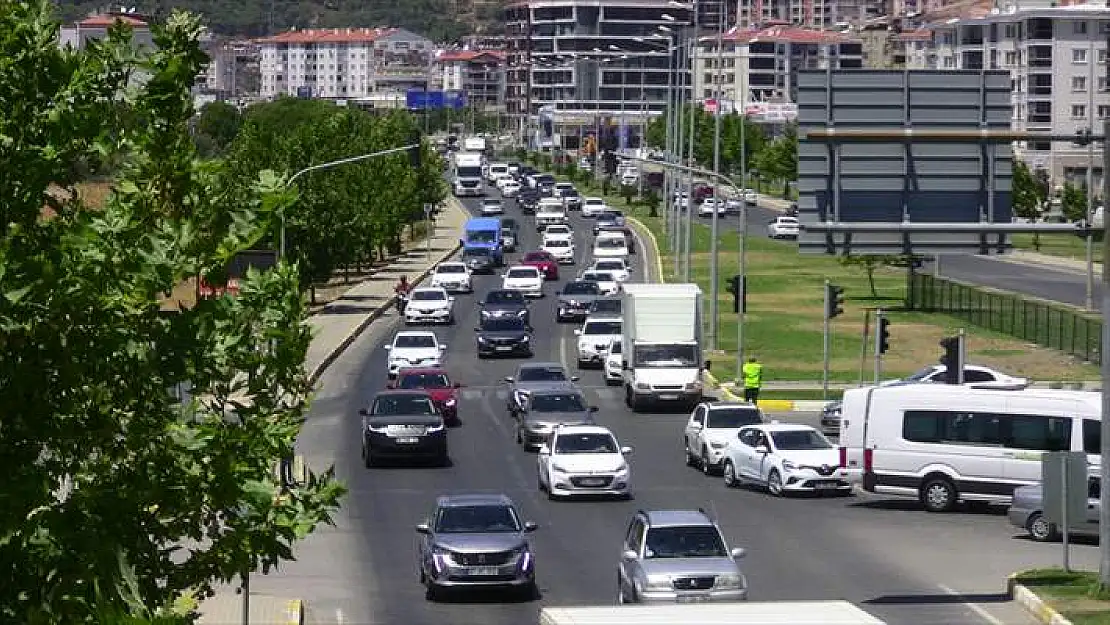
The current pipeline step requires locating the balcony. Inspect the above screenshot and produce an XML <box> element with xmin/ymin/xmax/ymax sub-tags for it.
<box><xmin>1027</xmin><ymin>57</ymin><xmax>1053</xmax><ymax>69</ymax></box>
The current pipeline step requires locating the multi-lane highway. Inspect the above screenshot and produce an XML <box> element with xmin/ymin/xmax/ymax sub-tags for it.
<box><xmin>246</xmin><ymin>186</ymin><xmax>1092</xmax><ymax>625</ymax></box>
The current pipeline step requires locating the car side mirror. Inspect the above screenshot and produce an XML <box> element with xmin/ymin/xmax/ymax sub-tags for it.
<box><xmin>731</xmin><ymin>547</ymin><xmax>746</xmax><ymax>559</ymax></box>
<box><xmin>448</xmin><ymin>297</ymin><xmax>456</xmax><ymax>302</ymax></box>
<box><xmin>621</xmin><ymin>446</ymin><xmax>633</xmax><ymax>455</ymax></box>
<box><xmin>589</xmin><ymin>406</ymin><xmax>599</xmax><ymax>413</ymax></box>
<box><xmin>358</xmin><ymin>408</ymin><xmax>369</xmax><ymax>417</ymax></box>
<box><xmin>416</xmin><ymin>523</ymin><xmax>431</xmax><ymax>534</ymax></box>
<box><xmin>439</xmin><ymin>344</ymin><xmax>448</xmax><ymax>350</ymax></box>
<box><xmin>755</xmin><ymin>445</ymin><xmax>770</xmax><ymax>454</ymax></box>
<box><xmin>692</xmin><ymin>421</ymin><xmax>703</xmax><ymax>430</ymax></box>
<box><xmin>504</xmin><ymin>376</ymin><xmax>514</xmax><ymax>383</ymax></box>
<box><xmin>622</xmin><ymin>549</ymin><xmax>638</xmax><ymax>561</ymax></box>
<box><xmin>573</xmin><ymin>329</ymin><xmax>581</xmax><ymax>336</ymax></box>
<box><xmin>383</xmin><ymin>345</ymin><xmax>392</xmax><ymax>350</ymax></box>
<box><xmin>570</xmin><ymin>376</ymin><xmax>580</xmax><ymax>382</ymax></box>
<box><xmin>538</xmin><ymin>444</ymin><xmax>551</xmax><ymax>455</ymax></box>
<box><xmin>524</xmin><ymin>521</ymin><xmax>539</xmax><ymax>532</ymax></box>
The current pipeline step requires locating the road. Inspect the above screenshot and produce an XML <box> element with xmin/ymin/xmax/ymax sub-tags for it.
<box><xmin>243</xmin><ymin>187</ymin><xmax>1091</xmax><ymax>625</ymax></box>
<box><xmin>928</xmin><ymin>254</ymin><xmax>1099</xmax><ymax>310</ymax></box>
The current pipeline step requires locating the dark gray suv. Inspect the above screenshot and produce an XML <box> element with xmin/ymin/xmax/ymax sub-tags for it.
<box><xmin>416</xmin><ymin>493</ymin><xmax>539</xmax><ymax>600</ymax></box>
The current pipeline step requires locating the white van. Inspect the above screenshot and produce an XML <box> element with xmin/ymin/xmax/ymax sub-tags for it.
<box><xmin>486</xmin><ymin>162</ymin><xmax>509</xmax><ymax>183</ymax></box>
<box><xmin>839</xmin><ymin>385</ymin><xmax>1100</xmax><ymax>512</ymax></box>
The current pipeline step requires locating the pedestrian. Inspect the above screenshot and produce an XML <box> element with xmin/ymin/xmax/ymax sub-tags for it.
<box><xmin>742</xmin><ymin>356</ymin><xmax>763</xmax><ymax>405</ymax></box>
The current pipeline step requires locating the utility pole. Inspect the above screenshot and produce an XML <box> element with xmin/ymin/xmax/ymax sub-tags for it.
<box><xmin>681</xmin><ymin>9</ymin><xmax>697</xmax><ymax>281</ymax></box>
<box><xmin>1100</xmin><ymin>72</ymin><xmax>1110</xmax><ymax>588</ymax></box>
<box><xmin>1087</xmin><ymin>21</ymin><xmax>1097</xmax><ymax>312</ymax></box>
<box><xmin>735</xmin><ymin>60</ymin><xmax>748</xmax><ymax>375</ymax></box>
<box><xmin>672</xmin><ymin>35</ymin><xmax>686</xmax><ymax>273</ymax></box>
<box><xmin>707</xmin><ymin>1</ymin><xmax>725</xmax><ymax>350</ymax></box>
<box><xmin>822</xmin><ymin>280</ymin><xmax>832</xmax><ymax>401</ymax></box>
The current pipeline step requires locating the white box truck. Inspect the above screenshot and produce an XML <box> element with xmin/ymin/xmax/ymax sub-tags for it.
<box><xmin>463</xmin><ymin>135</ymin><xmax>487</xmax><ymax>154</ymax></box>
<box><xmin>452</xmin><ymin>152</ymin><xmax>484</xmax><ymax>197</ymax></box>
<box><xmin>539</xmin><ymin>601</ymin><xmax>886</xmax><ymax>625</ymax></box>
<box><xmin>620</xmin><ymin>283</ymin><xmax>705</xmax><ymax>412</ymax></box>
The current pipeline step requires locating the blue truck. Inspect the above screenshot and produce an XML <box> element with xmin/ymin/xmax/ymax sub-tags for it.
<box><xmin>462</xmin><ymin>217</ymin><xmax>504</xmax><ymax>266</ymax></box>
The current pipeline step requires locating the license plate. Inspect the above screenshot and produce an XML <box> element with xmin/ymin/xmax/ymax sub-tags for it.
<box><xmin>580</xmin><ymin>478</ymin><xmax>606</xmax><ymax>486</ymax></box>
<box><xmin>658</xmin><ymin>394</ymin><xmax>679</xmax><ymax>400</ymax></box>
<box><xmin>396</xmin><ymin>437</ymin><xmax>419</xmax><ymax>444</ymax></box>
<box><xmin>677</xmin><ymin>594</ymin><xmax>710</xmax><ymax>603</ymax></box>
<box><xmin>495</xmin><ymin>346</ymin><xmax>513</xmax><ymax>352</ymax></box>
<box><xmin>814</xmin><ymin>481</ymin><xmax>840</xmax><ymax>489</ymax></box>
<box><xmin>466</xmin><ymin>566</ymin><xmax>500</xmax><ymax>576</ymax></box>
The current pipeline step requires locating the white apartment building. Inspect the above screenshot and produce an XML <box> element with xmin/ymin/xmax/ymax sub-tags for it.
<box><xmin>58</xmin><ymin>12</ymin><xmax>155</xmax><ymax>51</ymax></box>
<box><xmin>693</xmin><ymin>25</ymin><xmax>864</xmax><ymax>106</ymax></box>
<box><xmin>931</xmin><ymin>2</ymin><xmax>1110</xmax><ymax>188</ymax></box>
<box><xmin>436</xmin><ymin>50</ymin><xmax>506</xmax><ymax>108</ymax></box>
<box><xmin>737</xmin><ymin>0</ymin><xmax>838</xmax><ymax>29</ymax></box>
<box><xmin>256</xmin><ymin>27</ymin><xmax>434</xmax><ymax>101</ymax></box>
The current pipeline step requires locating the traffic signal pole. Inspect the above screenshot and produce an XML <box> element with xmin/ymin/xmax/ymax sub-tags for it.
<box><xmin>822</xmin><ymin>279</ymin><xmax>831</xmax><ymax>401</ymax></box>
<box><xmin>873</xmin><ymin>309</ymin><xmax>885</xmax><ymax>385</ymax></box>
<box><xmin>1099</xmin><ymin>113</ymin><xmax>1110</xmax><ymax>588</ymax></box>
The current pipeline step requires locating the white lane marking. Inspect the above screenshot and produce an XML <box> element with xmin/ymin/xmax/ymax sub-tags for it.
<box><xmin>936</xmin><ymin>584</ymin><xmax>1006</xmax><ymax>625</ymax></box>
<box><xmin>476</xmin><ymin>390</ymin><xmax>544</xmax><ymax>508</ymax></box>
<box><xmin>628</xmin><ymin>225</ymin><xmax>652</xmax><ymax>283</ymax></box>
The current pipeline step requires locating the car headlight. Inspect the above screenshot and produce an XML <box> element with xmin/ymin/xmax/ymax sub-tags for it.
<box><xmin>432</xmin><ymin>545</ymin><xmax>454</xmax><ymax>558</ymax></box>
<box><xmin>426</xmin><ymin>423</ymin><xmax>444</xmax><ymax>433</ymax></box>
<box><xmin>781</xmin><ymin>460</ymin><xmax>796</xmax><ymax>470</ymax></box>
<box><xmin>643</xmin><ymin>576</ymin><xmax>672</xmax><ymax>591</ymax></box>
<box><xmin>684</xmin><ymin>381</ymin><xmax>703</xmax><ymax>391</ymax></box>
<box><xmin>615</xmin><ymin>462</ymin><xmax>629</xmax><ymax>473</ymax></box>
<box><xmin>551</xmin><ymin>463</ymin><xmax>568</xmax><ymax>473</ymax></box>
<box><xmin>366</xmin><ymin>422</ymin><xmax>388</xmax><ymax>433</ymax></box>
<box><xmin>635</xmin><ymin>382</ymin><xmax>650</xmax><ymax>390</ymax></box>
<box><xmin>715</xmin><ymin>574</ymin><xmax>743</xmax><ymax>589</ymax></box>
<box><xmin>445</xmin><ymin>398</ymin><xmax>457</xmax><ymax>407</ymax></box>
<box><xmin>709</xmin><ymin>441</ymin><xmax>727</xmax><ymax>449</ymax></box>
<box><xmin>516</xmin><ymin>310</ymin><xmax>527</xmax><ymax>317</ymax></box>
<box><xmin>477</xmin><ymin>336</ymin><xmax>489</xmax><ymax>344</ymax></box>
<box><xmin>522</xmin><ymin>335</ymin><xmax>531</xmax><ymax>342</ymax></box>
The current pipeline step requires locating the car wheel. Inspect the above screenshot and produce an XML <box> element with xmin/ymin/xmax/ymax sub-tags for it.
<box><xmin>919</xmin><ymin>476</ymin><xmax>958</xmax><ymax>513</ymax></box>
<box><xmin>425</xmin><ymin>584</ymin><xmax>440</xmax><ymax>602</ymax></box>
<box><xmin>617</xmin><ymin>576</ymin><xmax>628</xmax><ymax>604</ymax></box>
<box><xmin>767</xmin><ymin>469</ymin><xmax>784</xmax><ymax>496</ymax></box>
<box><xmin>362</xmin><ymin>444</ymin><xmax>375</xmax><ymax>469</ymax></box>
<box><xmin>701</xmin><ymin>448</ymin><xmax>714</xmax><ymax>476</ymax></box>
<box><xmin>723</xmin><ymin>461</ymin><xmax>740</xmax><ymax>487</ymax></box>
<box><xmin>1027</xmin><ymin>512</ymin><xmax>1058</xmax><ymax>542</ymax></box>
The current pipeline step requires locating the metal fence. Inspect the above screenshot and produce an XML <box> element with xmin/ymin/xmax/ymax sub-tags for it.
<box><xmin>907</xmin><ymin>273</ymin><xmax>1101</xmax><ymax>365</ymax></box>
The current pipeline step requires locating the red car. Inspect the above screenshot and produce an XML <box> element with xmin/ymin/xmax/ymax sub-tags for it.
<box><xmin>388</xmin><ymin>368</ymin><xmax>462</xmax><ymax>425</ymax></box>
<box><xmin>521</xmin><ymin>251</ymin><xmax>560</xmax><ymax>280</ymax></box>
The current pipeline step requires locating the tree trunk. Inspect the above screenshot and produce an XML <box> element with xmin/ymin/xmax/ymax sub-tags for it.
<box><xmin>1033</xmin><ymin>232</ymin><xmax>1041</xmax><ymax>251</ymax></box>
<box><xmin>867</xmin><ymin>267</ymin><xmax>878</xmax><ymax>298</ymax></box>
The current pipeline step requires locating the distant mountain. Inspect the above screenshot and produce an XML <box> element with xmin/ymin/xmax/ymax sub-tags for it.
<box><xmin>52</xmin><ymin>0</ymin><xmax>499</xmax><ymax>41</ymax></box>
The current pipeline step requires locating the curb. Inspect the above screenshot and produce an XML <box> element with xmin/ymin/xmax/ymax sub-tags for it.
<box><xmin>702</xmin><ymin>370</ymin><xmax>804</xmax><ymax>411</ymax></box>
<box><xmin>305</xmin><ymin>199</ymin><xmax>466</xmax><ymax>386</ymax></box>
<box><xmin>625</xmin><ymin>216</ymin><xmax>664</xmax><ymax>283</ymax></box>
<box><xmin>1007</xmin><ymin>575</ymin><xmax>1075</xmax><ymax>625</ymax></box>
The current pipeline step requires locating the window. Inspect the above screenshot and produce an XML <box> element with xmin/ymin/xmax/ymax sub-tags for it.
<box><xmin>692</xmin><ymin>406</ymin><xmax>706</xmax><ymax>426</ymax></box>
<box><xmin>1073</xmin><ymin>76</ymin><xmax>1088</xmax><ymax>91</ymax></box>
<box><xmin>1101</xmin><ymin>77</ymin><xmax>1109</xmax><ymax>92</ymax></box>
<box><xmin>1074</xmin><ymin>48</ymin><xmax>1088</xmax><ymax>63</ymax></box>
<box><xmin>902</xmin><ymin>410</ymin><xmax>1002</xmax><ymax>445</ymax></box>
<box><xmin>1100</xmin><ymin>105</ymin><xmax>1110</xmax><ymax>118</ymax></box>
<box><xmin>1007</xmin><ymin>414</ymin><xmax>1071</xmax><ymax>450</ymax></box>
<box><xmin>1075</xmin><ymin>21</ymin><xmax>1089</xmax><ymax>34</ymax></box>
<box><xmin>1073</xmin><ymin>104</ymin><xmax>1087</xmax><ymax>119</ymax></box>
<box><xmin>1083</xmin><ymin>419</ymin><xmax>1100</xmax><ymax>454</ymax></box>
<box><xmin>1100</xmin><ymin>49</ymin><xmax>1108</xmax><ymax>63</ymax></box>
<box><xmin>962</xmin><ymin>369</ymin><xmax>996</xmax><ymax>383</ymax></box>
<box><xmin>625</xmin><ymin>519</ymin><xmax>645</xmax><ymax>553</ymax></box>
<box><xmin>1090</xmin><ymin>477</ymin><xmax>1101</xmax><ymax>500</ymax></box>
<box><xmin>1005</xmin><ymin>51</ymin><xmax>1018</xmax><ymax>66</ymax></box>
<box><xmin>1005</xmin><ymin>24</ymin><xmax>1019</xmax><ymax>38</ymax></box>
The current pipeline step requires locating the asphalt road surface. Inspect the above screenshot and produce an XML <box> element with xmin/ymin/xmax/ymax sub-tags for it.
<box><xmin>928</xmin><ymin>254</ymin><xmax>1100</xmax><ymax>310</ymax></box>
<box><xmin>243</xmin><ymin>187</ymin><xmax>1087</xmax><ymax>625</ymax></box>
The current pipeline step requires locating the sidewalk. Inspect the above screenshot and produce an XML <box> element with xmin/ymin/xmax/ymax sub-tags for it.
<box><xmin>196</xmin><ymin>197</ymin><xmax>470</xmax><ymax>624</ymax></box>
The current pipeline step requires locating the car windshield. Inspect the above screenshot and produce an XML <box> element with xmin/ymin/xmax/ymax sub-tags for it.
<box><xmin>585</xmin><ymin>200</ymin><xmax>604</xmax><ymax>207</ymax></box>
<box><xmin>530</xmin><ymin>393</ymin><xmax>586</xmax><ymax>412</ymax></box>
<box><xmin>563</xmin><ymin>282</ymin><xmax>600</xmax><ymax>295</ymax></box>
<box><xmin>518</xmin><ymin>367</ymin><xmax>568</xmax><ymax>382</ymax></box>
<box><xmin>371</xmin><ymin>395</ymin><xmax>436</xmax><ymax>415</ymax></box>
<box><xmin>435</xmin><ymin>504</ymin><xmax>521</xmax><ymax>533</ymax></box>
<box><xmin>482</xmin><ymin>318</ymin><xmax>528</xmax><ymax>331</ymax></box>
<box><xmin>412</xmin><ymin>290</ymin><xmax>446</xmax><ymax>301</ymax></box>
<box><xmin>508</xmin><ymin>268</ymin><xmax>538</xmax><ymax>279</ymax></box>
<box><xmin>595</xmin><ymin>261</ymin><xmax>624</xmax><ymax>271</ymax></box>
<box><xmin>590</xmin><ymin>299</ymin><xmax>621</xmax><ymax>314</ymax></box>
<box><xmin>583</xmin><ymin>272</ymin><xmax>614</xmax><ymax>283</ymax></box>
<box><xmin>597</xmin><ymin>239</ymin><xmax>625</xmax><ymax>249</ymax></box>
<box><xmin>394</xmin><ymin>335</ymin><xmax>437</xmax><ymax>348</ymax></box>
<box><xmin>633</xmin><ymin>344</ymin><xmax>698</xmax><ymax>368</ymax></box>
<box><xmin>707</xmin><ymin>408</ymin><xmax>763</xmax><ymax>428</ymax></box>
<box><xmin>554</xmin><ymin>433</ymin><xmax>618</xmax><ymax>454</ymax></box>
<box><xmin>463</xmin><ymin>249</ymin><xmax>492</xmax><ymax>259</ymax></box>
<box><xmin>484</xmin><ymin>291</ymin><xmax>525</xmax><ymax>305</ymax></box>
<box><xmin>545</xmin><ymin>239</ymin><xmax>570</xmax><ymax>248</ymax></box>
<box><xmin>609</xmin><ymin>341</ymin><xmax>622</xmax><ymax>354</ymax></box>
<box><xmin>437</xmin><ymin>265</ymin><xmax>465</xmax><ymax>274</ymax></box>
<box><xmin>771</xmin><ymin>429</ymin><xmax>833</xmax><ymax>450</ymax></box>
<box><xmin>644</xmin><ymin>526</ymin><xmax>728</xmax><ymax>559</ymax></box>
<box><xmin>466</xmin><ymin>230</ymin><xmax>498</xmax><ymax>244</ymax></box>
<box><xmin>584</xmin><ymin>321</ymin><xmax>622</xmax><ymax>335</ymax></box>
<box><xmin>398</xmin><ymin>373</ymin><xmax>451</xmax><ymax>389</ymax></box>
<box><xmin>524</xmin><ymin>253</ymin><xmax>553</xmax><ymax>263</ymax></box>
<box><xmin>904</xmin><ymin>366</ymin><xmax>939</xmax><ymax>382</ymax></box>
<box><xmin>564</xmin><ymin>190</ymin><xmax>579</xmax><ymax>197</ymax></box>
<box><xmin>547</xmin><ymin>226</ymin><xmax>570</xmax><ymax>234</ymax></box>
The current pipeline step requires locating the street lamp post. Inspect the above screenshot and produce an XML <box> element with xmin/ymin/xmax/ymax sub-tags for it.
<box><xmin>707</xmin><ymin>3</ymin><xmax>726</xmax><ymax>351</ymax></box>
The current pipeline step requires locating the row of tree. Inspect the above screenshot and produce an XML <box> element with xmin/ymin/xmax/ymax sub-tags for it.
<box><xmin>222</xmin><ymin>97</ymin><xmax>445</xmax><ymax>290</ymax></box>
<box><xmin>643</xmin><ymin>105</ymin><xmax>797</xmax><ymax>195</ymax></box>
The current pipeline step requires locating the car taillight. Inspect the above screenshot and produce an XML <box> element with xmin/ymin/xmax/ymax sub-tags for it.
<box><xmin>838</xmin><ymin>446</ymin><xmax>846</xmax><ymax>468</ymax></box>
<box><xmin>863</xmin><ymin>448</ymin><xmax>873</xmax><ymax>473</ymax></box>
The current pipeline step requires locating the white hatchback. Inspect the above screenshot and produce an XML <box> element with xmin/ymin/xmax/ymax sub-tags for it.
<box><xmin>429</xmin><ymin>262</ymin><xmax>472</xmax><ymax>293</ymax></box>
<box><xmin>592</xmin><ymin>232</ymin><xmax>629</xmax><ymax>259</ymax></box>
<box><xmin>383</xmin><ymin>331</ymin><xmax>447</xmax><ymax>378</ymax></box>
<box><xmin>575</xmin><ymin>316</ymin><xmax>623</xmax><ymax>368</ymax></box>
<box><xmin>579</xmin><ymin>270</ymin><xmax>619</xmax><ymax>296</ymax></box>
<box><xmin>542</xmin><ymin>223</ymin><xmax>574</xmax><ymax>241</ymax></box>
<box><xmin>721</xmin><ymin>423</ymin><xmax>851</xmax><ymax>496</ymax></box>
<box><xmin>538</xmin><ymin>424</ymin><xmax>633</xmax><ymax>499</ymax></box>
<box><xmin>581</xmin><ymin>197</ymin><xmax>607</xmax><ymax>218</ymax></box>
<box><xmin>542</xmin><ymin>237</ymin><xmax>576</xmax><ymax>264</ymax></box>
<box><xmin>588</xmin><ymin>259</ymin><xmax>630</xmax><ymax>283</ymax></box>
<box><xmin>403</xmin><ymin>287</ymin><xmax>455</xmax><ymax>325</ymax></box>
<box><xmin>501</xmin><ymin>265</ymin><xmax>544</xmax><ymax>298</ymax></box>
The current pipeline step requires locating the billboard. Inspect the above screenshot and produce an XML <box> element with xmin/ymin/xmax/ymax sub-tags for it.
<box><xmin>406</xmin><ymin>89</ymin><xmax>467</xmax><ymax>110</ymax></box>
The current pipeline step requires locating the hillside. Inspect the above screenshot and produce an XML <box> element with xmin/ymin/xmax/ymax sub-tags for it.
<box><xmin>52</xmin><ymin>0</ymin><xmax>499</xmax><ymax>41</ymax></box>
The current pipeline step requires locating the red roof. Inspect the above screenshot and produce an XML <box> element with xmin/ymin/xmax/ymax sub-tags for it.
<box><xmin>78</xmin><ymin>14</ymin><xmax>148</xmax><ymax>28</ymax></box>
<box><xmin>896</xmin><ymin>28</ymin><xmax>933</xmax><ymax>41</ymax></box>
<box><xmin>436</xmin><ymin>50</ymin><xmax>506</xmax><ymax>63</ymax></box>
<box><xmin>718</xmin><ymin>24</ymin><xmax>857</xmax><ymax>44</ymax></box>
<box><xmin>255</xmin><ymin>27</ymin><xmax>398</xmax><ymax>45</ymax></box>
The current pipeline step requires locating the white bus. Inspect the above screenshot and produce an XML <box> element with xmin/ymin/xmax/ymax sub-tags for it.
<box><xmin>839</xmin><ymin>385</ymin><xmax>1100</xmax><ymax>512</ymax></box>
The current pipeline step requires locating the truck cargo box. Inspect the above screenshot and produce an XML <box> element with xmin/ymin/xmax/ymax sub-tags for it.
<box><xmin>621</xmin><ymin>283</ymin><xmax>701</xmax><ymax>345</ymax></box>
<box><xmin>539</xmin><ymin>601</ymin><xmax>886</xmax><ymax>625</ymax></box>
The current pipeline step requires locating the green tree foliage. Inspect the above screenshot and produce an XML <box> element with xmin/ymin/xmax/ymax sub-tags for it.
<box><xmin>55</xmin><ymin>0</ymin><xmax>473</xmax><ymax>40</ymax></box>
<box><xmin>0</xmin><ymin>3</ymin><xmax>344</xmax><ymax>621</ymax></box>
<box><xmin>644</xmin><ymin>105</ymin><xmax>766</xmax><ymax>174</ymax></box>
<box><xmin>225</xmin><ymin>98</ymin><xmax>445</xmax><ymax>288</ymax></box>
<box><xmin>1011</xmin><ymin>159</ymin><xmax>1050</xmax><ymax>250</ymax></box>
<box><xmin>1060</xmin><ymin>181</ymin><xmax>1088</xmax><ymax>222</ymax></box>
<box><xmin>752</xmin><ymin>122</ymin><xmax>798</xmax><ymax>195</ymax></box>
<box><xmin>837</xmin><ymin>255</ymin><xmax>913</xmax><ymax>297</ymax></box>
<box><xmin>193</xmin><ymin>101</ymin><xmax>242</xmax><ymax>157</ymax></box>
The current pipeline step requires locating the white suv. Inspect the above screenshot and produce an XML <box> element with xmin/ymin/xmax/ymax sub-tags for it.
<box><xmin>683</xmin><ymin>402</ymin><xmax>765</xmax><ymax>475</ymax></box>
<box><xmin>429</xmin><ymin>261</ymin><xmax>472</xmax><ymax>293</ymax></box>
<box><xmin>538</xmin><ymin>424</ymin><xmax>633</xmax><ymax>499</ymax></box>
<box><xmin>575</xmin><ymin>316</ymin><xmax>622</xmax><ymax>369</ymax></box>
<box><xmin>542</xmin><ymin>237</ymin><xmax>575</xmax><ymax>264</ymax></box>
<box><xmin>581</xmin><ymin>197</ymin><xmax>607</xmax><ymax>217</ymax></box>
<box><xmin>383</xmin><ymin>331</ymin><xmax>446</xmax><ymax>378</ymax></box>
<box><xmin>501</xmin><ymin>265</ymin><xmax>544</xmax><ymax>298</ymax></box>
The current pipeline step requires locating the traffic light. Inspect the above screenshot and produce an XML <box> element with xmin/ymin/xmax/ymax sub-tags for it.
<box><xmin>603</xmin><ymin>151</ymin><xmax>618</xmax><ymax>176</ymax></box>
<box><xmin>825</xmin><ymin>283</ymin><xmax>844</xmax><ymax>319</ymax></box>
<box><xmin>939</xmin><ymin>336</ymin><xmax>960</xmax><ymax>384</ymax></box>
<box><xmin>877</xmin><ymin>317</ymin><xmax>891</xmax><ymax>354</ymax></box>
<box><xmin>725</xmin><ymin>275</ymin><xmax>746</xmax><ymax>313</ymax></box>
<box><xmin>407</xmin><ymin>131</ymin><xmax>422</xmax><ymax>168</ymax></box>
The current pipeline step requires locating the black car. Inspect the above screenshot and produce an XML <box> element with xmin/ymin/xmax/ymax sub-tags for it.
<box><xmin>359</xmin><ymin>390</ymin><xmax>448</xmax><ymax>467</ymax></box>
<box><xmin>518</xmin><ymin>188</ymin><xmax>540</xmax><ymax>214</ymax></box>
<box><xmin>562</xmin><ymin>189</ymin><xmax>583</xmax><ymax>211</ymax></box>
<box><xmin>556</xmin><ymin>280</ymin><xmax>602</xmax><ymax>322</ymax></box>
<box><xmin>476</xmin><ymin>316</ymin><xmax>534</xmax><ymax>358</ymax></box>
<box><xmin>462</xmin><ymin>248</ymin><xmax>496</xmax><ymax>274</ymax></box>
<box><xmin>480</xmin><ymin>289</ymin><xmax>530</xmax><ymax>325</ymax></box>
<box><xmin>594</xmin><ymin>211</ymin><xmax>626</xmax><ymax>234</ymax></box>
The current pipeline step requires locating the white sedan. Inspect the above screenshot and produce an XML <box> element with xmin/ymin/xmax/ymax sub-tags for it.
<box><xmin>767</xmin><ymin>216</ymin><xmax>800</xmax><ymax>239</ymax></box>
<box><xmin>603</xmin><ymin>336</ymin><xmax>623</xmax><ymax>386</ymax></box>
<box><xmin>579</xmin><ymin>270</ymin><xmax>619</xmax><ymax>296</ymax></box>
<box><xmin>538</xmin><ymin>424</ymin><xmax>632</xmax><ymax>499</ymax></box>
<box><xmin>542</xmin><ymin>238</ymin><xmax>576</xmax><ymax>264</ymax></box>
<box><xmin>581</xmin><ymin>197</ymin><xmax>608</xmax><ymax>218</ymax></box>
<box><xmin>429</xmin><ymin>261</ymin><xmax>472</xmax><ymax>293</ymax></box>
<box><xmin>480</xmin><ymin>198</ymin><xmax>505</xmax><ymax>216</ymax></box>
<box><xmin>383</xmin><ymin>331</ymin><xmax>447</xmax><ymax>378</ymax></box>
<box><xmin>501</xmin><ymin>180</ymin><xmax>522</xmax><ymax>197</ymax></box>
<box><xmin>542</xmin><ymin>223</ymin><xmax>574</xmax><ymax>241</ymax></box>
<box><xmin>721</xmin><ymin>423</ymin><xmax>851</xmax><ymax>496</ymax></box>
<box><xmin>697</xmin><ymin>198</ymin><xmax>728</xmax><ymax>217</ymax></box>
<box><xmin>740</xmin><ymin>188</ymin><xmax>758</xmax><ymax>203</ymax></box>
<box><xmin>501</xmin><ymin>265</ymin><xmax>544</xmax><ymax>298</ymax></box>
<box><xmin>893</xmin><ymin>364</ymin><xmax>1028</xmax><ymax>389</ymax></box>
<box><xmin>403</xmin><ymin>287</ymin><xmax>456</xmax><ymax>325</ymax></box>
<box><xmin>588</xmin><ymin>259</ymin><xmax>630</xmax><ymax>283</ymax></box>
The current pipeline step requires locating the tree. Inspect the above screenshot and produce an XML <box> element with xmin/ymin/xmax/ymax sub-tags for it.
<box><xmin>1061</xmin><ymin>181</ymin><xmax>1088</xmax><ymax>222</ymax></box>
<box><xmin>1011</xmin><ymin>160</ymin><xmax>1049</xmax><ymax>250</ymax></box>
<box><xmin>753</xmin><ymin>123</ymin><xmax>798</xmax><ymax>196</ymax></box>
<box><xmin>838</xmin><ymin>255</ymin><xmax>913</xmax><ymax>297</ymax></box>
<box><xmin>0</xmin><ymin>3</ymin><xmax>344</xmax><ymax>621</ymax></box>
<box><xmin>192</xmin><ymin>101</ymin><xmax>242</xmax><ymax>157</ymax></box>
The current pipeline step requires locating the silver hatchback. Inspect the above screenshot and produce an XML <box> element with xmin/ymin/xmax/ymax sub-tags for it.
<box><xmin>416</xmin><ymin>493</ymin><xmax>539</xmax><ymax>600</ymax></box>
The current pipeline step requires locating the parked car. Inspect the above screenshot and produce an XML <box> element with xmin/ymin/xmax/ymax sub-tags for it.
<box><xmin>1009</xmin><ymin>479</ymin><xmax>1101</xmax><ymax>542</ymax></box>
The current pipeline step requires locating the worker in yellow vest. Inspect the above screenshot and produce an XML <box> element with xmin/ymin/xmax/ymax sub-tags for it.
<box><xmin>742</xmin><ymin>356</ymin><xmax>763</xmax><ymax>404</ymax></box>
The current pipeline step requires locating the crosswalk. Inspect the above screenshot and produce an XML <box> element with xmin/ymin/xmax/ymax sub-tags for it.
<box><xmin>458</xmin><ymin>385</ymin><xmax>621</xmax><ymax>403</ymax></box>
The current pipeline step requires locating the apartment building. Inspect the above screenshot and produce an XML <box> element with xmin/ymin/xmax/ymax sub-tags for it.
<box><xmin>693</xmin><ymin>24</ymin><xmax>864</xmax><ymax>105</ymax></box>
<box><xmin>931</xmin><ymin>3</ymin><xmax>1110</xmax><ymax>187</ymax></box>
<box><xmin>58</xmin><ymin>12</ymin><xmax>154</xmax><ymax>51</ymax></box>
<box><xmin>200</xmin><ymin>39</ymin><xmax>261</xmax><ymax>96</ymax></box>
<box><xmin>504</xmin><ymin>0</ymin><xmax>693</xmax><ymax>144</ymax></box>
<box><xmin>437</xmin><ymin>50</ymin><xmax>507</xmax><ymax>108</ymax></box>
<box><xmin>737</xmin><ymin>0</ymin><xmax>838</xmax><ymax>29</ymax></box>
<box><xmin>256</xmin><ymin>27</ymin><xmax>434</xmax><ymax>101</ymax></box>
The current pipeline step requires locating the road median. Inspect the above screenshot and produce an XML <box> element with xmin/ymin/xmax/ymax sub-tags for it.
<box><xmin>1006</xmin><ymin>568</ymin><xmax>1110</xmax><ymax>625</ymax></box>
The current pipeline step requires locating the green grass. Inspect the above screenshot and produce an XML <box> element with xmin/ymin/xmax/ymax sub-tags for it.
<box><xmin>756</xmin><ymin>389</ymin><xmax>844</xmax><ymax>401</ymax></box>
<box><xmin>545</xmin><ymin>165</ymin><xmax>1100</xmax><ymax>385</ymax></box>
<box><xmin>1014</xmin><ymin>569</ymin><xmax>1110</xmax><ymax>625</ymax></box>
<box><xmin>1011</xmin><ymin>232</ymin><xmax>1098</xmax><ymax>262</ymax></box>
